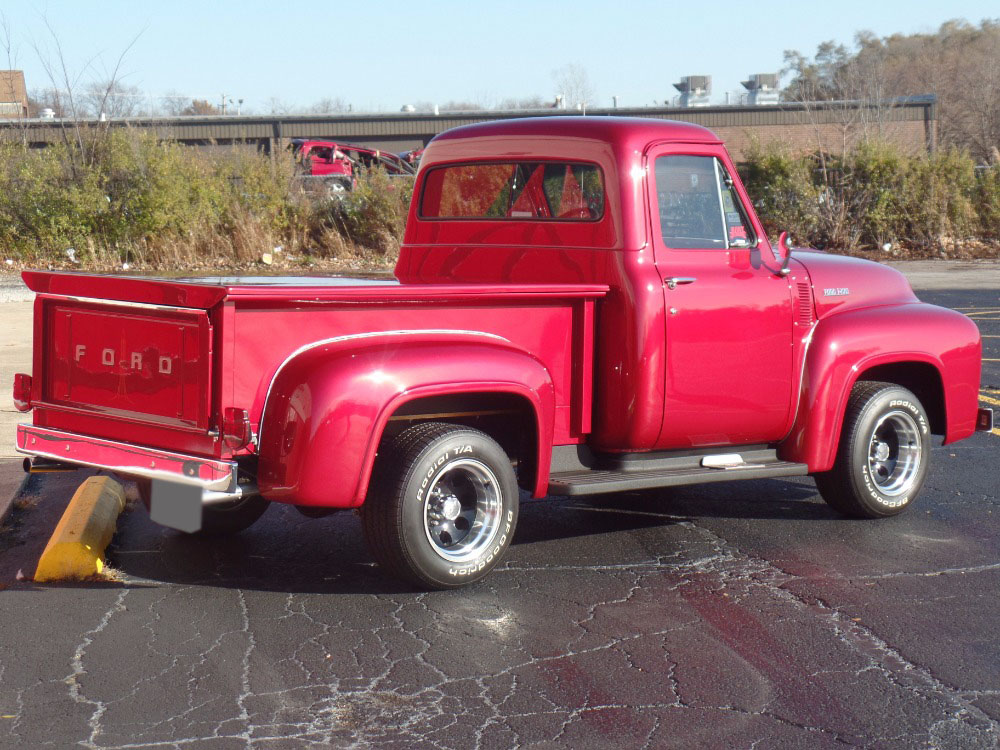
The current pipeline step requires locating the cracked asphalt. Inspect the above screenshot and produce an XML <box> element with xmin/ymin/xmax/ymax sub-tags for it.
<box><xmin>1</xmin><ymin>287</ymin><xmax>1000</xmax><ymax>749</ymax></box>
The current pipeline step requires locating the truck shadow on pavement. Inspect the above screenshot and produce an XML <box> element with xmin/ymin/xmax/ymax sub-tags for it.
<box><xmin>103</xmin><ymin>477</ymin><xmax>829</xmax><ymax>594</ymax></box>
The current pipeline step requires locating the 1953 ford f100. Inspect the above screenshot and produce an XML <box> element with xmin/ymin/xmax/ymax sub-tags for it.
<box><xmin>13</xmin><ymin>117</ymin><xmax>992</xmax><ymax>588</ymax></box>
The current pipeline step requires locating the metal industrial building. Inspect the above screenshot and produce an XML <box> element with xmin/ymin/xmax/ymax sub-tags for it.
<box><xmin>0</xmin><ymin>96</ymin><xmax>936</xmax><ymax>162</ymax></box>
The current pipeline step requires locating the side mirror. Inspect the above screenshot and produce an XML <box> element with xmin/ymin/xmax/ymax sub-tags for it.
<box><xmin>776</xmin><ymin>231</ymin><xmax>793</xmax><ymax>276</ymax></box>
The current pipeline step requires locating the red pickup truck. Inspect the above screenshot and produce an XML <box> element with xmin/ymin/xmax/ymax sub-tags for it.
<box><xmin>13</xmin><ymin>117</ymin><xmax>990</xmax><ymax>589</ymax></box>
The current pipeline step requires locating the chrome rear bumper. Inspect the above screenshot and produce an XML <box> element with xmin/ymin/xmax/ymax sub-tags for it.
<box><xmin>16</xmin><ymin>424</ymin><xmax>236</xmax><ymax>491</ymax></box>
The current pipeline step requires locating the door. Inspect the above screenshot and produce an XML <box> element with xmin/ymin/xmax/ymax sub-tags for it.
<box><xmin>650</xmin><ymin>146</ymin><xmax>795</xmax><ymax>448</ymax></box>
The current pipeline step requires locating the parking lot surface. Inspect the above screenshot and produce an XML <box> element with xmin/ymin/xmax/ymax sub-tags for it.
<box><xmin>1</xmin><ymin>283</ymin><xmax>999</xmax><ymax>748</ymax></box>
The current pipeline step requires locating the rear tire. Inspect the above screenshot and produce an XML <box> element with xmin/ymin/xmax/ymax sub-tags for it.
<box><xmin>198</xmin><ymin>494</ymin><xmax>270</xmax><ymax>536</ymax></box>
<box><xmin>815</xmin><ymin>381</ymin><xmax>931</xmax><ymax>518</ymax></box>
<box><xmin>362</xmin><ymin>423</ymin><xmax>519</xmax><ymax>589</ymax></box>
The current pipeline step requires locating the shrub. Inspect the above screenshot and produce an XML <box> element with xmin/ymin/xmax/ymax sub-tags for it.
<box><xmin>0</xmin><ymin>130</ymin><xmax>310</xmax><ymax>267</ymax></box>
<box><xmin>899</xmin><ymin>148</ymin><xmax>978</xmax><ymax>248</ymax></box>
<box><xmin>1</xmin><ymin>127</ymin><xmax>998</xmax><ymax>269</ymax></box>
<box><xmin>974</xmin><ymin>165</ymin><xmax>1000</xmax><ymax>240</ymax></box>
<box><xmin>738</xmin><ymin>138</ymin><xmax>994</xmax><ymax>256</ymax></box>
<box><xmin>316</xmin><ymin>169</ymin><xmax>413</xmax><ymax>256</ymax></box>
<box><xmin>739</xmin><ymin>139</ymin><xmax>819</xmax><ymax>245</ymax></box>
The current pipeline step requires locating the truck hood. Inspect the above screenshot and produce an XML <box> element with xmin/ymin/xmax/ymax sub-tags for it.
<box><xmin>792</xmin><ymin>250</ymin><xmax>918</xmax><ymax>318</ymax></box>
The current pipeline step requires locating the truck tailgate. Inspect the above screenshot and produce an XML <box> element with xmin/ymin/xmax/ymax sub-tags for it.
<box><xmin>40</xmin><ymin>298</ymin><xmax>213</xmax><ymax>431</ymax></box>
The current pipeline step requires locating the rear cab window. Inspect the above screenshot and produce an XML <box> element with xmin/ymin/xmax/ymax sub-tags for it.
<box><xmin>420</xmin><ymin>162</ymin><xmax>605</xmax><ymax>221</ymax></box>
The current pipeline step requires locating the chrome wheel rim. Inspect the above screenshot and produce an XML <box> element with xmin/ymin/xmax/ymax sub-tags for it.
<box><xmin>867</xmin><ymin>410</ymin><xmax>922</xmax><ymax>499</ymax></box>
<box><xmin>423</xmin><ymin>459</ymin><xmax>502</xmax><ymax>562</ymax></box>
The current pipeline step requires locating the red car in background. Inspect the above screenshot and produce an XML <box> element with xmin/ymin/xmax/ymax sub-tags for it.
<box><xmin>291</xmin><ymin>139</ymin><xmax>415</xmax><ymax>191</ymax></box>
<box><xmin>399</xmin><ymin>147</ymin><xmax>424</xmax><ymax>169</ymax></box>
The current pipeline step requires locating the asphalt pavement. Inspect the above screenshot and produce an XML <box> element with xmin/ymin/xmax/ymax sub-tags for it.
<box><xmin>1</xmin><ymin>269</ymin><xmax>1000</xmax><ymax>748</ymax></box>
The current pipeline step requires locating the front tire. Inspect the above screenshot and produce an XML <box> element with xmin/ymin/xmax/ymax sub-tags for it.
<box><xmin>815</xmin><ymin>381</ymin><xmax>931</xmax><ymax>518</ymax></box>
<box><xmin>363</xmin><ymin>423</ymin><xmax>519</xmax><ymax>589</ymax></box>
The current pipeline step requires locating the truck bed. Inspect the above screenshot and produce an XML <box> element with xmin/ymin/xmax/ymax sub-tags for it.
<box><xmin>21</xmin><ymin>271</ymin><xmax>607</xmax><ymax>460</ymax></box>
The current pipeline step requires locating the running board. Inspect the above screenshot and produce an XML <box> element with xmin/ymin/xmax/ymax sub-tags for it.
<box><xmin>547</xmin><ymin>451</ymin><xmax>809</xmax><ymax>497</ymax></box>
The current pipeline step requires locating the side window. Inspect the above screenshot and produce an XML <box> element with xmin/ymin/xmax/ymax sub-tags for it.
<box><xmin>654</xmin><ymin>155</ymin><xmax>755</xmax><ymax>249</ymax></box>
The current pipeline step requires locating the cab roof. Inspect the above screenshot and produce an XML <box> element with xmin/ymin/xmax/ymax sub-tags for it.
<box><xmin>430</xmin><ymin>116</ymin><xmax>721</xmax><ymax>151</ymax></box>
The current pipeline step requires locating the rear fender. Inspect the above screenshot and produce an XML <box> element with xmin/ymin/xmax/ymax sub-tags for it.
<box><xmin>781</xmin><ymin>303</ymin><xmax>981</xmax><ymax>471</ymax></box>
<box><xmin>256</xmin><ymin>335</ymin><xmax>554</xmax><ymax>507</ymax></box>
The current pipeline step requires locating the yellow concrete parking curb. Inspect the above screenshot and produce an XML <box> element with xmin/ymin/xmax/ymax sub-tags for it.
<box><xmin>34</xmin><ymin>476</ymin><xmax>126</xmax><ymax>582</ymax></box>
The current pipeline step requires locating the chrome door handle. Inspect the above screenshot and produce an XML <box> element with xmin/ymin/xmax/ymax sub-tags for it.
<box><xmin>665</xmin><ymin>276</ymin><xmax>697</xmax><ymax>290</ymax></box>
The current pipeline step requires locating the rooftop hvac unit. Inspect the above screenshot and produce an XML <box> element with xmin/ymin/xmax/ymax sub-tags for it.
<box><xmin>673</xmin><ymin>76</ymin><xmax>712</xmax><ymax>107</ymax></box>
<box><xmin>741</xmin><ymin>74</ymin><xmax>780</xmax><ymax>106</ymax></box>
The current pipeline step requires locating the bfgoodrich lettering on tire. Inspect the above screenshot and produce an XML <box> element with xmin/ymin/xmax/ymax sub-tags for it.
<box><xmin>362</xmin><ymin>423</ymin><xmax>520</xmax><ymax>589</ymax></box>
<box><xmin>815</xmin><ymin>381</ymin><xmax>931</xmax><ymax>518</ymax></box>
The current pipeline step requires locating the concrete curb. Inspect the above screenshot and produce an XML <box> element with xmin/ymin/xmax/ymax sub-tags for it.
<box><xmin>33</xmin><ymin>475</ymin><xmax>126</xmax><ymax>582</ymax></box>
<box><xmin>0</xmin><ymin>459</ymin><xmax>29</xmax><ymax>527</ymax></box>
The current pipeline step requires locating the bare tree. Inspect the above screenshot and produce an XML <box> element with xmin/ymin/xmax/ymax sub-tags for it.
<box><xmin>439</xmin><ymin>100</ymin><xmax>485</xmax><ymax>111</ymax></box>
<box><xmin>496</xmin><ymin>95</ymin><xmax>547</xmax><ymax>110</ymax></box>
<box><xmin>785</xmin><ymin>21</ymin><xmax>1000</xmax><ymax>161</ymax></box>
<box><xmin>265</xmin><ymin>96</ymin><xmax>294</xmax><ymax>115</ymax></box>
<box><xmin>0</xmin><ymin>14</ymin><xmax>24</xmax><ymax>149</ymax></box>
<box><xmin>308</xmin><ymin>97</ymin><xmax>350</xmax><ymax>114</ymax></box>
<box><xmin>159</xmin><ymin>90</ymin><xmax>191</xmax><ymax>116</ymax></box>
<box><xmin>81</xmin><ymin>79</ymin><xmax>143</xmax><ymax>119</ymax></box>
<box><xmin>880</xmin><ymin>20</ymin><xmax>1000</xmax><ymax>159</ymax></box>
<box><xmin>30</xmin><ymin>15</ymin><xmax>91</xmax><ymax>161</ymax></box>
<box><xmin>27</xmin><ymin>87</ymin><xmax>66</xmax><ymax>117</ymax></box>
<box><xmin>552</xmin><ymin>64</ymin><xmax>594</xmax><ymax>109</ymax></box>
<box><xmin>781</xmin><ymin>42</ymin><xmax>854</xmax><ymax>102</ymax></box>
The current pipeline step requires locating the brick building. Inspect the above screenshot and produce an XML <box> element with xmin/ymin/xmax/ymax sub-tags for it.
<box><xmin>0</xmin><ymin>71</ymin><xmax>28</xmax><ymax>119</ymax></box>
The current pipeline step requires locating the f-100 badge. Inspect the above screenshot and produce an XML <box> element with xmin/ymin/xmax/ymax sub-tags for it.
<box><xmin>823</xmin><ymin>288</ymin><xmax>850</xmax><ymax>296</ymax></box>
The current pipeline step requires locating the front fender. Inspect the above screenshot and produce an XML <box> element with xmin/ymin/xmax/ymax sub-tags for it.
<box><xmin>781</xmin><ymin>303</ymin><xmax>981</xmax><ymax>472</ymax></box>
<box><xmin>256</xmin><ymin>335</ymin><xmax>555</xmax><ymax>507</ymax></box>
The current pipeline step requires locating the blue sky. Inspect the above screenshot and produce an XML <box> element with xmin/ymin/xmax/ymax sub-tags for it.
<box><xmin>1</xmin><ymin>0</ymin><xmax>997</xmax><ymax>112</ymax></box>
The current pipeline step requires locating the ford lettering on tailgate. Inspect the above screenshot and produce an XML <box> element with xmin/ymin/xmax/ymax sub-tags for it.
<box><xmin>45</xmin><ymin>302</ymin><xmax>212</xmax><ymax>428</ymax></box>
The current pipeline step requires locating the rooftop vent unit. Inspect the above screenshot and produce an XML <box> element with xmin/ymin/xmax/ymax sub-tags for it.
<box><xmin>741</xmin><ymin>73</ymin><xmax>780</xmax><ymax>106</ymax></box>
<box><xmin>673</xmin><ymin>75</ymin><xmax>712</xmax><ymax>107</ymax></box>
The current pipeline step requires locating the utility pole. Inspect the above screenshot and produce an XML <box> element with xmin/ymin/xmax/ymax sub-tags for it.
<box><xmin>220</xmin><ymin>94</ymin><xmax>227</xmax><ymax>115</ymax></box>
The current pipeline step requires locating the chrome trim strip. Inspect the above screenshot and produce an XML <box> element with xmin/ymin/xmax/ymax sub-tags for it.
<box><xmin>258</xmin><ymin>329</ymin><xmax>511</xmax><ymax>444</ymax></box>
<box><xmin>37</xmin><ymin>293</ymin><xmax>199</xmax><ymax>313</ymax></box>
